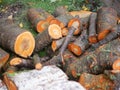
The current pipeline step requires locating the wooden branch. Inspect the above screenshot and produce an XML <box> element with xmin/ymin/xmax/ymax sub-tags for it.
<box><xmin>0</xmin><ymin>18</ymin><xmax>35</xmax><ymax>58</ymax></box>
<box><xmin>97</xmin><ymin>7</ymin><xmax>118</xmax><ymax>41</ymax></box>
<box><xmin>27</xmin><ymin>8</ymin><xmax>49</xmax><ymax>33</ymax></box>
<box><xmin>79</xmin><ymin>73</ymin><xmax>114</xmax><ymax>90</ymax></box>
<box><xmin>0</xmin><ymin>48</ymin><xmax>9</xmax><ymax>70</ymax></box>
<box><xmin>88</xmin><ymin>12</ymin><xmax>98</xmax><ymax>44</ymax></box>
<box><xmin>68</xmin><ymin>27</ymin><xmax>89</xmax><ymax>56</ymax></box>
<box><xmin>34</xmin><ymin>24</ymin><xmax>62</xmax><ymax>52</ymax></box>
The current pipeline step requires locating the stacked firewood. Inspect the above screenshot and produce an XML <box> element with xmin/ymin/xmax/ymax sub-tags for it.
<box><xmin>1</xmin><ymin>0</ymin><xmax>120</xmax><ymax>89</ymax></box>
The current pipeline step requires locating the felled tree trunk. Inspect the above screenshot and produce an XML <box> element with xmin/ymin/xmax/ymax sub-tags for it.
<box><xmin>79</xmin><ymin>73</ymin><xmax>114</xmax><ymax>90</ymax></box>
<box><xmin>0</xmin><ymin>19</ymin><xmax>35</xmax><ymax>58</ymax></box>
<box><xmin>64</xmin><ymin>38</ymin><xmax>120</xmax><ymax>78</ymax></box>
<box><xmin>27</xmin><ymin>8</ymin><xmax>49</xmax><ymax>33</ymax></box>
<box><xmin>97</xmin><ymin>7</ymin><xmax>118</xmax><ymax>41</ymax></box>
<box><xmin>34</xmin><ymin>24</ymin><xmax>62</xmax><ymax>52</ymax></box>
<box><xmin>3</xmin><ymin>65</ymin><xmax>85</xmax><ymax>90</ymax></box>
<box><xmin>0</xmin><ymin>48</ymin><xmax>9</xmax><ymax>70</ymax></box>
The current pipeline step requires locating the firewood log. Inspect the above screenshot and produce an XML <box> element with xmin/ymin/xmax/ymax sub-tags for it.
<box><xmin>61</xmin><ymin>28</ymin><xmax>68</xmax><ymax>36</ymax></box>
<box><xmin>104</xmin><ymin>70</ymin><xmax>120</xmax><ymax>90</ymax></box>
<box><xmin>64</xmin><ymin>38</ymin><xmax>120</xmax><ymax>78</ymax></box>
<box><xmin>34</xmin><ymin>24</ymin><xmax>62</xmax><ymax>52</ymax></box>
<box><xmin>97</xmin><ymin>7</ymin><xmax>118</xmax><ymax>41</ymax></box>
<box><xmin>79</xmin><ymin>73</ymin><xmax>114</xmax><ymax>90</ymax></box>
<box><xmin>68</xmin><ymin>27</ymin><xmax>89</xmax><ymax>56</ymax></box>
<box><xmin>27</xmin><ymin>8</ymin><xmax>49</xmax><ymax>33</ymax></box>
<box><xmin>88</xmin><ymin>12</ymin><xmax>98</xmax><ymax>44</ymax></box>
<box><xmin>0</xmin><ymin>48</ymin><xmax>9</xmax><ymax>70</ymax></box>
<box><xmin>0</xmin><ymin>19</ymin><xmax>35</xmax><ymax>58</ymax></box>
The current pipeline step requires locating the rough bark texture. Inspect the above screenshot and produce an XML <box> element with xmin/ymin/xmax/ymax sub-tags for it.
<box><xmin>64</xmin><ymin>38</ymin><xmax>120</xmax><ymax>78</ymax></box>
<box><xmin>88</xmin><ymin>12</ymin><xmax>98</xmax><ymax>44</ymax></box>
<box><xmin>3</xmin><ymin>65</ymin><xmax>85</xmax><ymax>90</ymax></box>
<box><xmin>34</xmin><ymin>29</ymin><xmax>52</xmax><ymax>52</ymax></box>
<box><xmin>27</xmin><ymin>8</ymin><xmax>49</xmax><ymax>33</ymax></box>
<box><xmin>0</xmin><ymin>48</ymin><xmax>9</xmax><ymax>70</ymax></box>
<box><xmin>104</xmin><ymin>70</ymin><xmax>120</xmax><ymax>90</ymax></box>
<box><xmin>53</xmin><ymin>6</ymin><xmax>68</xmax><ymax>17</ymax></box>
<box><xmin>0</xmin><ymin>19</ymin><xmax>35</xmax><ymax>58</ymax></box>
<box><xmin>97</xmin><ymin>7</ymin><xmax>118</xmax><ymax>41</ymax></box>
<box><xmin>79</xmin><ymin>73</ymin><xmax>114</xmax><ymax>90</ymax></box>
<box><xmin>100</xmin><ymin>0</ymin><xmax>120</xmax><ymax>18</ymax></box>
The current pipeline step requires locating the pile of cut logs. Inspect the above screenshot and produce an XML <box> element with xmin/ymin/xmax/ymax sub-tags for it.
<box><xmin>1</xmin><ymin>0</ymin><xmax>120</xmax><ymax>89</ymax></box>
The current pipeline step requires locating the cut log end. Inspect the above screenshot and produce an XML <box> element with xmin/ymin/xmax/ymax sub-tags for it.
<box><xmin>113</xmin><ymin>59</ymin><xmax>120</xmax><ymax>70</ymax></box>
<box><xmin>68</xmin><ymin>18</ymin><xmax>80</xmax><ymax>35</ymax></box>
<box><xmin>46</xmin><ymin>16</ymin><xmax>54</xmax><ymax>23</ymax></box>
<box><xmin>68</xmin><ymin>43</ymin><xmax>82</xmax><ymax>56</ymax></box>
<box><xmin>51</xmin><ymin>41</ymin><xmax>57</xmax><ymax>52</ymax></box>
<box><xmin>98</xmin><ymin>30</ymin><xmax>110</xmax><ymax>41</ymax></box>
<box><xmin>10</xmin><ymin>57</ymin><xmax>22</xmax><ymax>66</ymax></box>
<box><xmin>48</xmin><ymin>24</ymin><xmax>62</xmax><ymax>39</ymax></box>
<box><xmin>36</xmin><ymin>20</ymin><xmax>49</xmax><ymax>33</ymax></box>
<box><xmin>50</xmin><ymin>19</ymin><xmax>65</xmax><ymax>29</ymax></box>
<box><xmin>61</xmin><ymin>28</ymin><xmax>68</xmax><ymax>36</ymax></box>
<box><xmin>14</xmin><ymin>31</ymin><xmax>35</xmax><ymax>58</ymax></box>
<box><xmin>3</xmin><ymin>75</ymin><xmax>17</xmax><ymax>90</ymax></box>
<box><xmin>35</xmin><ymin>63</ymin><xmax>42</xmax><ymax>70</ymax></box>
<box><xmin>89</xmin><ymin>36</ymin><xmax>98</xmax><ymax>44</ymax></box>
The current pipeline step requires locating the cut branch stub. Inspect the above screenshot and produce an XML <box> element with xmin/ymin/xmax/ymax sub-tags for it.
<box><xmin>68</xmin><ymin>28</ymin><xmax>89</xmax><ymax>56</ymax></box>
<box><xmin>34</xmin><ymin>24</ymin><xmax>62</xmax><ymax>52</ymax></box>
<box><xmin>68</xmin><ymin>18</ymin><xmax>81</xmax><ymax>35</ymax></box>
<box><xmin>0</xmin><ymin>19</ymin><xmax>35</xmax><ymax>58</ymax></box>
<box><xmin>88</xmin><ymin>12</ymin><xmax>98</xmax><ymax>44</ymax></box>
<box><xmin>27</xmin><ymin>8</ymin><xmax>49</xmax><ymax>33</ymax></box>
<box><xmin>0</xmin><ymin>48</ymin><xmax>9</xmax><ymax>70</ymax></box>
<box><xmin>97</xmin><ymin>7</ymin><xmax>118</xmax><ymax>41</ymax></box>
